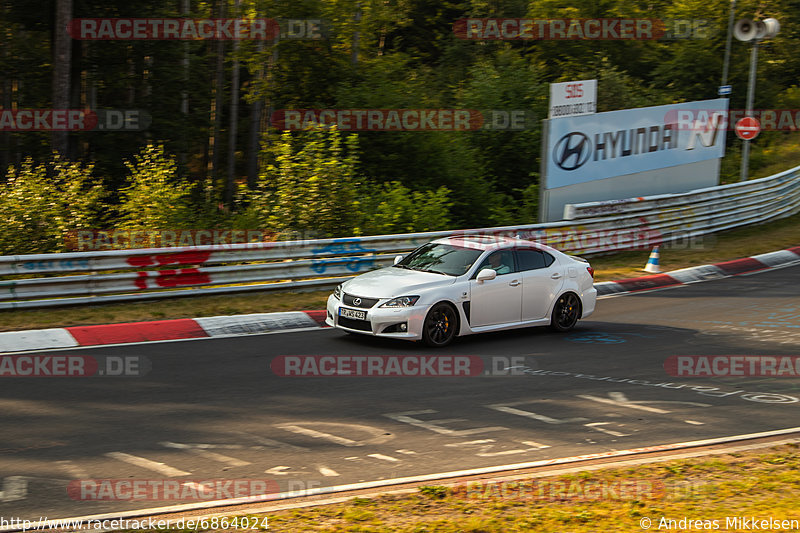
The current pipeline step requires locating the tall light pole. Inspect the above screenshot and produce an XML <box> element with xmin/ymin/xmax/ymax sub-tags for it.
<box><xmin>733</xmin><ymin>18</ymin><xmax>780</xmax><ymax>181</ymax></box>
<box><xmin>740</xmin><ymin>40</ymin><xmax>759</xmax><ymax>182</ymax></box>
<box><xmin>720</xmin><ymin>0</ymin><xmax>736</xmax><ymax>94</ymax></box>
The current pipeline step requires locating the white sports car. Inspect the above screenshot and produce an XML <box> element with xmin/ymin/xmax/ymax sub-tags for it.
<box><xmin>325</xmin><ymin>235</ymin><xmax>597</xmax><ymax>347</ymax></box>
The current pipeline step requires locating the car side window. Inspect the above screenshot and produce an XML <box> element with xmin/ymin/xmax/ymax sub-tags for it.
<box><xmin>516</xmin><ymin>249</ymin><xmax>556</xmax><ymax>271</ymax></box>
<box><xmin>475</xmin><ymin>250</ymin><xmax>516</xmax><ymax>276</ymax></box>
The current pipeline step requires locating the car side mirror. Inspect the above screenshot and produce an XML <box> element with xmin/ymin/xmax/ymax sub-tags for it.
<box><xmin>476</xmin><ymin>268</ymin><xmax>497</xmax><ymax>283</ymax></box>
<box><xmin>394</xmin><ymin>255</ymin><xmax>404</xmax><ymax>265</ymax></box>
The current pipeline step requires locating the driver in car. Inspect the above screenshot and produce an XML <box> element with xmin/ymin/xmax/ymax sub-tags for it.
<box><xmin>481</xmin><ymin>252</ymin><xmax>512</xmax><ymax>275</ymax></box>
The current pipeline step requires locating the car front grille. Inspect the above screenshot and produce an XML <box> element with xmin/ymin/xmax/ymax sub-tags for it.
<box><xmin>338</xmin><ymin>316</ymin><xmax>373</xmax><ymax>331</ymax></box>
<box><xmin>343</xmin><ymin>293</ymin><xmax>379</xmax><ymax>308</ymax></box>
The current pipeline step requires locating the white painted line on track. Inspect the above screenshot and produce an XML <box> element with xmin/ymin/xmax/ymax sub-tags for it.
<box><xmin>580</xmin><ymin>392</ymin><xmax>711</xmax><ymax>412</ymax></box>
<box><xmin>236</xmin><ymin>432</ymin><xmax>309</xmax><ymax>451</ymax></box>
<box><xmin>384</xmin><ymin>410</ymin><xmax>508</xmax><ymax>436</ymax></box>
<box><xmin>578</xmin><ymin>392</ymin><xmax>671</xmax><ymax>414</ymax></box>
<box><xmin>317</xmin><ymin>467</ymin><xmax>340</xmax><ymax>477</ymax></box>
<box><xmin>105</xmin><ymin>452</ymin><xmax>191</xmax><ymax>477</ymax></box>
<box><xmin>55</xmin><ymin>461</ymin><xmax>88</xmax><ymax>479</ymax></box>
<box><xmin>160</xmin><ymin>442</ymin><xmax>251</xmax><ymax>467</ymax></box>
<box><xmin>0</xmin><ymin>477</ymin><xmax>27</xmax><ymax>503</ymax></box>
<box><xmin>445</xmin><ymin>439</ymin><xmax>546</xmax><ymax>457</ymax></box>
<box><xmin>578</xmin><ymin>393</ymin><xmax>671</xmax><ymax>413</ymax></box>
<box><xmin>367</xmin><ymin>454</ymin><xmax>400</xmax><ymax>463</ymax></box>
<box><xmin>487</xmin><ymin>404</ymin><xmax>588</xmax><ymax>424</ymax></box>
<box><xmin>445</xmin><ymin>439</ymin><xmax>493</xmax><ymax>445</ymax></box>
<box><xmin>584</xmin><ymin>422</ymin><xmax>631</xmax><ymax>437</ymax></box>
<box><xmin>264</xmin><ymin>466</ymin><xmax>292</xmax><ymax>476</ymax></box>
<box><xmin>275</xmin><ymin>425</ymin><xmax>360</xmax><ymax>447</ymax></box>
<box><xmin>444</xmin><ymin>439</ymin><xmax>552</xmax><ymax>457</ymax></box>
<box><xmin>519</xmin><ymin>440</ymin><xmax>551</xmax><ymax>449</ymax></box>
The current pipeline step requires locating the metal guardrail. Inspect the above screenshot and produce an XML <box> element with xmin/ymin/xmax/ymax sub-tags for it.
<box><xmin>564</xmin><ymin>164</ymin><xmax>800</xmax><ymax>219</ymax></box>
<box><xmin>1</xmin><ymin>164</ymin><xmax>799</xmax><ymax>309</ymax></box>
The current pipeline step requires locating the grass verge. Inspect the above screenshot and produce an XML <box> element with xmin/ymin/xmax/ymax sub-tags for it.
<box><xmin>135</xmin><ymin>442</ymin><xmax>800</xmax><ymax>532</ymax></box>
<box><xmin>0</xmin><ymin>212</ymin><xmax>797</xmax><ymax>332</ymax></box>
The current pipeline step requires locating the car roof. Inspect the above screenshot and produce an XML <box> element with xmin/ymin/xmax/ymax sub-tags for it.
<box><xmin>431</xmin><ymin>234</ymin><xmax>559</xmax><ymax>254</ymax></box>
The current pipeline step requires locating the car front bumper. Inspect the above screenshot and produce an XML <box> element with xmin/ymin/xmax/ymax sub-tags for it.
<box><xmin>325</xmin><ymin>294</ymin><xmax>427</xmax><ymax>341</ymax></box>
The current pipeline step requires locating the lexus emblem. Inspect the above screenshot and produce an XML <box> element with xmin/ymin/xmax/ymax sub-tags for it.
<box><xmin>553</xmin><ymin>132</ymin><xmax>591</xmax><ymax>171</ymax></box>
<box><xmin>353</xmin><ymin>297</ymin><xmax>362</xmax><ymax>306</ymax></box>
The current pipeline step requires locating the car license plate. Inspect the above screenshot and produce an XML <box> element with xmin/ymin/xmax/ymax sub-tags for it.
<box><xmin>339</xmin><ymin>307</ymin><xmax>366</xmax><ymax>320</ymax></box>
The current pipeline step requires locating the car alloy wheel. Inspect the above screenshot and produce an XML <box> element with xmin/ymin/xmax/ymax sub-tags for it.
<box><xmin>550</xmin><ymin>292</ymin><xmax>580</xmax><ymax>332</ymax></box>
<box><xmin>422</xmin><ymin>303</ymin><xmax>458</xmax><ymax>347</ymax></box>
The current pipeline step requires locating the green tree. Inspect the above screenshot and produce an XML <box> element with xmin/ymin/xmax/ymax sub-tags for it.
<box><xmin>254</xmin><ymin>125</ymin><xmax>363</xmax><ymax>238</ymax></box>
<box><xmin>0</xmin><ymin>155</ymin><xmax>105</xmax><ymax>253</ymax></box>
<box><xmin>118</xmin><ymin>144</ymin><xmax>195</xmax><ymax>230</ymax></box>
<box><xmin>361</xmin><ymin>181</ymin><xmax>453</xmax><ymax>235</ymax></box>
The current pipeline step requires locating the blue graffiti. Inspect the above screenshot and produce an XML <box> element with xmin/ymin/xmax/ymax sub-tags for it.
<box><xmin>703</xmin><ymin>303</ymin><xmax>800</xmax><ymax>329</ymax></box>
<box><xmin>21</xmin><ymin>259</ymin><xmax>90</xmax><ymax>271</ymax></box>
<box><xmin>565</xmin><ymin>332</ymin><xmax>626</xmax><ymax>344</ymax></box>
<box><xmin>311</xmin><ymin>238</ymin><xmax>377</xmax><ymax>256</ymax></box>
<box><xmin>310</xmin><ymin>257</ymin><xmax>376</xmax><ymax>274</ymax></box>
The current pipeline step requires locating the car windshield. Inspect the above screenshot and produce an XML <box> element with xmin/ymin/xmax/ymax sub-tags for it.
<box><xmin>395</xmin><ymin>243</ymin><xmax>484</xmax><ymax>276</ymax></box>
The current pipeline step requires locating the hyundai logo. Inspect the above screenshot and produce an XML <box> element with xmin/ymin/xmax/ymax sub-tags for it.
<box><xmin>553</xmin><ymin>132</ymin><xmax>591</xmax><ymax>171</ymax></box>
<box><xmin>353</xmin><ymin>297</ymin><xmax>362</xmax><ymax>306</ymax></box>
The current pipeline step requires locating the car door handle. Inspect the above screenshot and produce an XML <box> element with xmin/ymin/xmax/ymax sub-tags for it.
<box><xmin>509</xmin><ymin>280</ymin><xmax>521</xmax><ymax>287</ymax></box>
<box><xmin>551</xmin><ymin>273</ymin><xmax>562</xmax><ymax>279</ymax></box>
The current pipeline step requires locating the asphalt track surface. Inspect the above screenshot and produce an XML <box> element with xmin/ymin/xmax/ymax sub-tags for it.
<box><xmin>2</xmin><ymin>265</ymin><xmax>800</xmax><ymax>521</ymax></box>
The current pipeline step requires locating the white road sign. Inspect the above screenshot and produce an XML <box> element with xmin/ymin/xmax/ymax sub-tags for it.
<box><xmin>549</xmin><ymin>79</ymin><xmax>597</xmax><ymax>118</ymax></box>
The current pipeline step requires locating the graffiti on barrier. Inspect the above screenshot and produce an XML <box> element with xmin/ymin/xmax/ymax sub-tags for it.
<box><xmin>20</xmin><ymin>259</ymin><xmax>90</xmax><ymax>272</ymax></box>
<box><xmin>311</xmin><ymin>238</ymin><xmax>377</xmax><ymax>256</ymax></box>
<box><xmin>310</xmin><ymin>257</ymin><xmax>376</xmax><ymax>274</ymax></box>
<box><xmin>134</xmin><ymin>269</ymin><xmax>212</xmax><ymax>290</ymax></box>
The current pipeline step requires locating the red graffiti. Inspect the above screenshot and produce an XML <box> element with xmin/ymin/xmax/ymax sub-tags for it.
<box><xmin>127</xmin><ymin>251</ymin><xmax>212</xmax><ymax>268</ymax></box>
<box><xmin>155</xmin><ymin>269</ymin><xmax>211</xmax><ymax>288</ymax></box>
<box><xmin>134</xmin><ymin>271</ymin><xmax>148</xmax><ymax>290</ymax></box>
<box><xmin>133</xmin><ymin>269</ymin><xmax>212</xmax><ymax>290</ymax></box>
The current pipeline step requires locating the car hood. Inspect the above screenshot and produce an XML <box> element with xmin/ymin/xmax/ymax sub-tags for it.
<box><xmin>342</xmin><ymin>267</ymin><xmax>456</xmax><ymax>299</ymax></box>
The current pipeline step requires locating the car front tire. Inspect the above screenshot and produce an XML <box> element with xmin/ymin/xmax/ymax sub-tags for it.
<box><xmin>550</xmin><ymin>292</ymin><xmax>581</xmax><ymax>332</ymax></box>
<box><xmin>422</xmin><ymin>302</ymin><xmax>458</xmax><ymax>347</ymax></box>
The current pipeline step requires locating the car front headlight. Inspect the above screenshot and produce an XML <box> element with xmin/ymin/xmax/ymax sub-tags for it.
<box><xmin>380</xmin><ymin>295</ymin><xmax>420</xmax><ymax>308</ymax></box>
<box><xmin>333</xmin><ymin>284</ymin><xmax>343</xmax><ymax>300</ymax></box>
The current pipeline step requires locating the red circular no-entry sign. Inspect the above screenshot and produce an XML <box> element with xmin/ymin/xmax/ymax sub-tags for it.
<box><xmin>735</xmin><ymin>116</ymin><xmax>761</xmax><ymax>141</ymax></box>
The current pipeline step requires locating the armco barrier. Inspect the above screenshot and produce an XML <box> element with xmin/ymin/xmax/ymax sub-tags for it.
<box><xmin>0</xmin><ymin>164</ymin><xmax>799</xmax><ymax>309</ymax></box>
